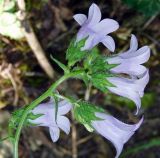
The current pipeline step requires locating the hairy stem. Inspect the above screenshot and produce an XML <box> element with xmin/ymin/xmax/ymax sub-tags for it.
<box><xmin>13</xmin><ymin>70</ymin><xmax>84</xmax><ymax>158</ymax></box>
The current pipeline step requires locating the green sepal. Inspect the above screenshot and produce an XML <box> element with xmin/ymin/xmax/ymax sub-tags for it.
<box><xmin>71</xmin><ymin>67</ymin><xmax>89</xmax><ymax>86</ymax></box>
<box><xmin>50</xmin><ymin>55</ymin><xmax>70</xmax><ymax>74</ymax></box>
<box><xmin>27</xmin><ymin>113</ymin><xmax>44</xmax><ymax>121</ymax></box>
<box><xmin>53</xmin><ymin>95</ymin><xmax>59</xmax><ymax>122</ymax></box>
<box><xmin>83</xmin><ymin>47</ymin><xmax>100</xmax><ymax>69</ymax></box>
<box><xmin>66</xmin><ymin>38</ymin><xmax>88</xmax><ymax>67</ymax></box>
<box><xmin>90</xmin><ymin>72</ymin><xmax>115</xmax><ymax>93</ymax></box>
<box><xmin>84</xmin><ymin>49</ymin><xmax>117</xmax><ymax>73</ymax></box>
<box><xmin>73</xmin><ymin>101</ymin><xmax>105</xmax><ymax>132</ymax></box>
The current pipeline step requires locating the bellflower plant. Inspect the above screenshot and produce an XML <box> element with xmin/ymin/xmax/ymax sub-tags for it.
<box><xmin>3</xmin><ymin>3</ymin><xmax>151</xmax><ymax>158</ymax></box>
<box><xmin>73</xmin><ymin>3</ymin><xmax>119</xmax><ymax>51</ymax></box>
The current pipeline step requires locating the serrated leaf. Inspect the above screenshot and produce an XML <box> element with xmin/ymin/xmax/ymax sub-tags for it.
<box><xmin>66</xmin><ymin>38</ymin><xmax>88</xmax><ymax>67</ymax></box>
<box><xmin>73</xmin><ymin>101</ymin><xmax>105</xmax><ymax>132</ymax></box>
<box><xmin>90</xmin><ymin>72</ymin><xmax>114</xmax><ymax>93</ymax></box>
<box><xmin>50</xmin><ymin>55</ymin><xmax>70</xmax><ymax>73</ymax></box>
<box><xmin>122</xmin><ymin>0</ymin><xmax>160</xmax><ymax>16</ymax></box>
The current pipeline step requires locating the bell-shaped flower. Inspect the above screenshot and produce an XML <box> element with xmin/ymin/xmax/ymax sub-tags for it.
<box><xmin>29</xmin><ymin>98</ymin><xmax>72</xmax><ymax>142</ymax></box>
<box><xmin>73</xmin><ymin>3</ymin><xmax>119</xmax><ymax>51</ymax></box>
<box><xmin>107</xmin><ymin>70</ymin><xmax>149</xmax><ymax>114</ymax></box>
<box><xmin>92</xmin><ymin>112</ymin><xmax>143</xmax><ymax>158</ymax></box>
<box><xmin>106</xmin><ymin>34</ymin><xmax>150</xmax><ymax>77</ymax></box>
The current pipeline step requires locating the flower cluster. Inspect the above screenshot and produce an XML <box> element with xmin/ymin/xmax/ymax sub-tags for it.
<box><xmin>29</xmin><ymin>3</ymin><xmax>150</xmax><ymax>158</ymax></box>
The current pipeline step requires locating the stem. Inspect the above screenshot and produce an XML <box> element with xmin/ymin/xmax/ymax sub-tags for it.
<box><xmin>13</xmin><ymin>71</ymin><xmax>83</xmax><ymax>158</ymax></box>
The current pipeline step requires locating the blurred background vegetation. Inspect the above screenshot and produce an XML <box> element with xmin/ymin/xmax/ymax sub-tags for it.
<box><xmin>0</xmin><ymin>0</ymin><xmax>160</xmax><ymax>158</ymax></box>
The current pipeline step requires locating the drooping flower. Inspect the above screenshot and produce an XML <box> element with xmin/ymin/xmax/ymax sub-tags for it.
<box><xmin>29</xmin><ymin>98</ymin><xmax>72</xmax><ymax>142</ymax></box>
<box><xmin>107</xmin><ymin>70</ymin><xmax>149</xmax><ymax>113</ymax></box>
<box><xmin>105</xmin><ymin>34</ymin><xmax>150</xmax><ymax>113</ymax></box>
<box><xmin>92</xmin><ymin>112</ymin><xmax>143</xmax><ymax>158</ymax></box>
<box><xmin>106</xmin><ymin>34</ymin><xmax>150</xmax><ymax>77</ymax></box>
<box><xmin>73</xmin><ymin>3</ymin><xmax>119</xmax><ymax>51</ymax></box>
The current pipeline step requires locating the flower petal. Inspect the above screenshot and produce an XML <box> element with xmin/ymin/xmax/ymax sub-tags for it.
<box><xmin>95</xmin><ymin>112</ymin><xmax>144</xmax><ymax>131</ymax></box>
<box><xmin>73</xmin><ymin>14</ymin><xmax>87</xmax><ymax>25</ymax></box>
<box><xmin>57</xmin><ymin>116</ymin><xmax>71</xmax><ymax>134</ymax></box>
<box><xmin>92</xmin><ymin>18</ymin><xmax>119</xmax><ymax>35</ymax></box>
<box><xmin>108</xmin><ymin>70</ymin><xmax>149</xmax><ymax>95</ymax></box>
<box><xmin>110</xmin><ymin>62</ymin><xmax>147</xmax><ymax>77</ymax></box>
<box><xmin>29</xmin><ymin>114</ymin><xmax>49</xmax><ymax>126</ymax></box>
<box><xmin>32</xmin><ymin>102</ymin><xmax>52</xmax><ymax>115</ymax></box>
<box><xmin>87</xmin><ymin>3</ymin><xmax>101</xmax><ymax>26</ymax></box>
<box><xmin>120</xmin><ymin>46</ymin><xmax>150</xmax><ymax>64</ymax></box>
<box><xmin>107</xmin><ymin>84</ymin><xmax>141</xmax><ymax>113</ymax></box>
<box><xmin>121</xmin><ymin>34</ymin><xmax>138</xmax><ymax>55</ymax></box>
<box><xmin>49</xmin><ymin>126</ymin><xmax>60</xmax><ymax>142</ymax></box>
<box><xmin>81</xmin><ymin>34</ymin><xmax>96</xmax><ymax>50</ymax></box>
<box><xmin>76</xmin><ymin>27</ymin><xmax>89</xmax><ymax>42</ymax></box>
<box><xmin>58</xmin><ymin>100</ymin><xmax>72</xmax><ymax>115</ymax></box>
<box><xmin>101</xmin><ymin>35</ymin><xmax>115</xmax><ymax>52</ymax></box>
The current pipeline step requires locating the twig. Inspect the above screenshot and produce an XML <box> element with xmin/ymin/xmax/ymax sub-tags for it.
<box><xmin>77</xmin><ymin>135</ymin><xmax>93</xmax><ymax>145</ymax></box>
<box><xmin>142</xmin><ymin>13</ymin><xmax>158</xmax><ymax>30</ymax></box>
<box><xmin>17</xmin><ymin>0</ymin><xmax>55</xmax><ymax>79</ymax></box>
<box><xmin>84</xmin><ymin>83</ymin><xmax>92</xmax><ymax>101</ymax></box>
<box><xmin>71</xmin><ymin>111</ymin><xmax>78</xmax><ymax>158</ymax></box>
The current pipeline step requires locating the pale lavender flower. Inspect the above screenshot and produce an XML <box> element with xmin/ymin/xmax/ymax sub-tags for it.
<box><xmin>30</xmin><ymin>98</ymin><xmax>72</xmax><ymax>142</ymax></box>
<box><xmin>73</xmin><ymin>3</ymin><xmax>119</xmax><ymax>51</ymax></box>
<box><xmin>107</xmin><ymin>70</ymin><xmax>149</xmax><ymax>114</ymax></box>
<box><xmin>105</xmin><ymin>34</ymin><xmax>150</xmax><ymax>113</ymax></box>
<box><xmin>92</xmin><ymin>112</ymin><xmax>143</xmax><ymax>158</ymax></box>
<box><xmin>106</xmin><ymin>34</ymin><xmax>150</xmax><ymax>77</ymax></box>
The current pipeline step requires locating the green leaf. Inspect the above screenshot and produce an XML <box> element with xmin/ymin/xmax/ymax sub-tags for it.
<box><xmin>90</xmin><ymin>72</ymin><xmax>114</xmax><ymax>93</ymax></box>
<box><xmin>50</xmin><ymin>55</ymin><xmax>70</xmax><ymax>73</ymax></box>
<box><xmin>73</xmin><ymin>101</ymin><xmax>105</xmax><ymax>132</ymax></box>
<box><xmin>66</xmin><ymin>38</ymin><xmax>88</xmax><ymax>67</ymax></box>
<box><xmin>122</xmin><ymin>0</ymin><xmax>160</xmax><ymax>16</ymax></box>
